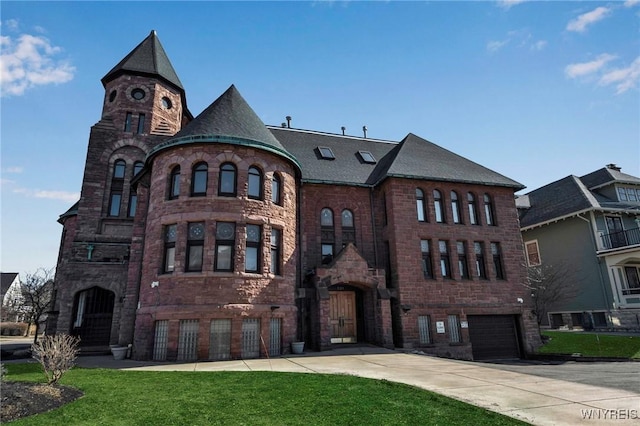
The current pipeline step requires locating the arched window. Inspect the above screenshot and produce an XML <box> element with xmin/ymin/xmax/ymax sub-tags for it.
<box><xmin>219</xmin><ymin>163</ymin><xmax>237</xmax><ymax>196</ymax></box>
<box><xmin>321</xmin><ymin>208</ymin><xmax>334</xmax><ymax>227</ymax></box>
<box><xmin>108</xmin><ymin>160</ymin><xmax>126</xmax><ymax>217</ymax></box>
<box><xmin>191</xmin><ymin>162</ymin><xmax>208</xmax><ymax>196</ymax></box>
<box><xmin>248</xmin><ymin>166</ymin><xmax>263</xmax><ymax>200</ymax></box>
<box><xmin>271</xmin><ymin>173</ymin><xmax>282</xmax><ymax>205</ymax></box>
<box><xmin>169</xmin><ymin>166</ymin><xmax>180</xmax><ymax>200</ymax></box>
<box><xmin>467</xmin><ymin>192</ymin><xmax>478</xmax><ymax>225</ymax></box>
<box><xmin>451</xmin><ymin>191</ymin><xmax>462</xmax><ymax>224</ymax></box>
<box><xmin>321</xmin><ymin>208</ymin><xmax>334</xmax><ymax>264</ymax></box>
<box><xmin>433</xmin><ymin>189</ymin><xmax>444</xmax><ymax>223</ymax></box>
<box><xmin>484</xmin><ymin>194</ymin><xmax>496</xmax><ymax>226</ymax></box>
<box><xmin>113</xmin><ymin>160</ymin><xmax>126</xmax><ymax>179</ymax></box>
<box><xmin>341</xmin><ymin>209</ymin><xmax>355</xmax><ymax>246</ymax></box>
<box><xmin>133</xmin><ymin>161</ymin><xmax>144</xmax><ymax>177</ymax></box>
<box><xmin>416</xmin><ymin>188</ymin><xmax>427</xmax><ymax>222</ymax></box>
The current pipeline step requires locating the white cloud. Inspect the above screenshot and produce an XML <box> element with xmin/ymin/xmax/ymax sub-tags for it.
<box><xmin>565</xmin><ymin>54</ymin><xmax>616</xmax><ymax>78</ymax></box>
<box><xmin>599</xmin><ymin>56</ymin><xmax>640</xmax><ymax>94</ymax></box>
<box><xmin>487</xmin><ymin>30</ymin><xmax>546</xmax><ymax>53</ymax></box>
<box><xmin>12</xmin><ymin>187</ymin><xmax>79</xmax><ymax>203</ymax></box>
<box><xmin>530</xmin><ymin>40</ymin><xmax>547</xmax><ymax>51</ymax></box>
<box><xmin>487</xmin><ymin>39</ymin><xmax>509</xmax><ymax>53</ymax></box>
<box><xmin>496</xmin><ymin>0</ymin><xmax>527</xmax><ymax>10</ymax></box>
<box><xmin>566</xmin><ymin>54</ymin><xmax>639</xmax><ymax>94</ymax></box>
<box><xmin>566</xmin><ymin>7</ymin><xmax>611</xmax><ymax>33</ymax></box>
<box><xmin>0</xmin><ymin>32</ymin><xmax>75</xmax><ymax>97</ymax></box>
<box><xmin>3</xmin><ymin>19</ymin><xmax>19</xmax><ymax>31</ymax></box>
<box><xmin>3</xmin><ymin>166</ymin><xmax>24</xmax><ymax>174</ymax></box>
<box><xmin>624</xmin><ymin>0</ymin><xmax>639</xmax><ymax>8</ymax></box>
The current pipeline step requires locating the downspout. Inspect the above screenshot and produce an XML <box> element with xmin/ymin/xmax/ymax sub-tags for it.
<box><xmin>296</xmin><ymin>177</ymin><xmax>304</xmax><ymax>343</ymax></box>
<box><xmin>577</xmin><ymin>212</ymin><xmax>612</xmax><ymax>312</ymax></box>
<box><xmin>369</xmin><ymin>186</ymin><xmax>379</xmax><ymax>268</ymax></box>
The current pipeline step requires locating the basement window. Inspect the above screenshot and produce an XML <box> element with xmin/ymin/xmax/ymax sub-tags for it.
<box><xmin>358</xmin><ymin>150</ymin><xmax>376</xmax><ymax>164</ymax></box>
<box><xmin>317</xmin><ymin>146</ymin><xmax>335</xmax><ymax>160</ymax></box>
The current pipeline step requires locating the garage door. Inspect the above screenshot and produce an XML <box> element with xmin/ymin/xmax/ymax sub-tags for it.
<box><xmin>467</xmin><ymin>315</ymin><xmax>521</xmax><ymax>360</ymax></box>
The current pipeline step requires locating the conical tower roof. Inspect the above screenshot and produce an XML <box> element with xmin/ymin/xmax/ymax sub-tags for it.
<box><xmin>101</xmin><ymin>30</ymin><xmax>184</xmax><ymax>91</ymax></box>
<box><xmin>148</xmin><ymin>85</ymin><xmax>300</xmax><ymax>170</ymax></box>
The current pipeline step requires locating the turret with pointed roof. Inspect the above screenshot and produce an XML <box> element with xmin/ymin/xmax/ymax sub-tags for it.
<box><xmin>148</xmin><ymin>84</ymin><xmax>299</xmax><ymax>171</ymax></box>
<box><xmin>102</xmin><ymin>30</ymin><xmax>184</xmax><ymax>92</ymax></box>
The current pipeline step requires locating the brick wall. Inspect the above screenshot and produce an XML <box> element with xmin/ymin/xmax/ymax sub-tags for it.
<box><xmin>132</xmin><ymin>143</ymin><xmax>299</xmax><ymax>359</ymax></box>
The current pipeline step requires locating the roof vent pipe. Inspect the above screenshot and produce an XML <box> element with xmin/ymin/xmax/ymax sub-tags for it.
<box><xmin>606</xmin><ymin>163</ymin><xmax>621</xmax><ymax>171</ymax></box>
<box><xmin>341</xmin><ymin>126</ymin><xmax>346</xmax><ymax>136</ymax></box>
<box><xmin>362</xmin><ymin>126</ymin><xmax>367</xmax><ymax>138</ymax></box>
<box><xmin>281</xmin><ymin>123</ymin><xmax>287</xmax><ymax>128</ymax></box>
<box><xmin>286</xmin><ymin>116</ymin><xmax>292</xmax><ymax>128</ymax></box>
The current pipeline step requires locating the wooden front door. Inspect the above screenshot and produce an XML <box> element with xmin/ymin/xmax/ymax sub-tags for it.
<box><xmin>330</xmin><ymin>291</ymin><xmax>357</xmax><ymax>343</ymax></box>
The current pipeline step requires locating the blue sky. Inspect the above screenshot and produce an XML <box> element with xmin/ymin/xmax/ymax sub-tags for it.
<box><xmin>1</xmin><ymin>1</ymin><xmax>639</xmax><ymax>275</ymax></box>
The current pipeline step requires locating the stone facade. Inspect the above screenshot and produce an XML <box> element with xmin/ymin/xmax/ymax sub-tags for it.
<box><xmin>49</xmin><ymin>32</ymin><xmax>541</xmax><ymax>362</ymax></box>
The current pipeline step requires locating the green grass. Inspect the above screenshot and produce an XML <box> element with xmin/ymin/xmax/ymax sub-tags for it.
<box><xmin>538</xmin><ymin>331</ymin><xmax>640</xmax><ymax>359</ymax></box>
<box><xmin>5</xmin><ymin>363</ymin><xmax>526</xmax><ymax>426</ymax></box>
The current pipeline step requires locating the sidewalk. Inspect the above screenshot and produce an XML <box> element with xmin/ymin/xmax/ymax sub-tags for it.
<box><xmin>73</xmin><ymin>347</ymin><xmax>639</xmax><ymax>426</ymax></box>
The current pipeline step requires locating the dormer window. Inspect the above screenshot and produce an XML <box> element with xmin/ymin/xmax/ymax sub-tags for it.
<box><xmin>358</xmin><ymin>151</ymin><xmax>376</xmax><ymax>164</ymax></box>
<box><xmin>618</xmin><ymin>187</ymin><xmax>640</xmax><ymax>202</ymax></box>
<box><xmin>317</xmin><ymin>146</ymin><xmax>335</xmax><ymax>160</ymax></box>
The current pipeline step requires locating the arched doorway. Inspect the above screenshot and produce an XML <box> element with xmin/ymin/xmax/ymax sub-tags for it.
<box><xmin>71</xmin><ymin>287</ymin><xmax>115</xmax><ymax>347</ymax></box>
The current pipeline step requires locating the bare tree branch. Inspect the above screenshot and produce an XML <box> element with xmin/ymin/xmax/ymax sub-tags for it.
<box><xmin>20</xmin><ymin>268</ymin><xmax>55</xmax><ymax>344</ymax></box>
<box><xmin>523</xmin><ymin>261</ymin><xmax>581</xmax><ymax>326</ymax></box>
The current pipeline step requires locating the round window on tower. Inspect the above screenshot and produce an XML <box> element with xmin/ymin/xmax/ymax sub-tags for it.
<box><xmin>108</xmin><ymin>90</ymin><xmax>117</xmax><ymax>102</ymax></box>
<box><xmin>161</xmin><ymin>97</ymin><xmax>172</xmax><ymax>109</ymax></box>
<box><xmin>131</xmin><ymin>88</ymin><xmax>146</xmax><ymax>100</ymax></box>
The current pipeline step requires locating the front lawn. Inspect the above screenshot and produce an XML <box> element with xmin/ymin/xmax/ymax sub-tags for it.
<box><xmin>3</xmin><ymin>363</ymin><xmax>526</xmax><ymax>425</ymax></box>
<box><xmin>538</xmin><ymin>331</ymin><xmax>640</xmax><ymax>359</ymax></box>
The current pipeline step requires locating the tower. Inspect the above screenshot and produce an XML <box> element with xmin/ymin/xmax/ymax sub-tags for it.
<box><xmin>49</xmin><ymin>31</ymin><xmax>190</xmax><ymax>348</ymax></box>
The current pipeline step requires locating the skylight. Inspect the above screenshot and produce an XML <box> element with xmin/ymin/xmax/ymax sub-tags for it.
<box><xmin>358</xmin><ymin>150</ymin><xmax>376</xmax><ymax>164</ymax></box>
<box><xmin>317</xmin><ymin>146</ymin><xmax>335</xmax><ymax>160</ymax></box>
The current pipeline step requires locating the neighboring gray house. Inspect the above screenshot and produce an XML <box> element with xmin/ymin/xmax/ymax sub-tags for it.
<box><xmin>1</xmin><ymin>272</ymin><xmax>24</xmax><ymax>322</ymax></box>
<box><xmin>517</xmin><ymin>164</ymin><xmax>640</xmax><ymax>330</ymax></box>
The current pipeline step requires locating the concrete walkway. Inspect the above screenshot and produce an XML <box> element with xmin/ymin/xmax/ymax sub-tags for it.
<box><xmin>74</xmin><ymin>347</ymin><xmax>640</xmax><ymax>426</ymax></box>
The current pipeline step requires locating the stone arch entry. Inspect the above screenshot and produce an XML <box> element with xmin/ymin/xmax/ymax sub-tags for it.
<box><xmin>70</xmin><ymin>287</ymin><xmax>115</xmax><ymax>347</ymax></box>
<box><xmin>329</xmin><ymin>284</ymin><xmax>363</xmax><ymax>343</ymax></box>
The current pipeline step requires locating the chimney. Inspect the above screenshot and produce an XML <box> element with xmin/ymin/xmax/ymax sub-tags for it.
<box><xmin>362</xmin><ymin>125</ymin><xmax>367</xmax><ymax>138</ymax></box>
<box><xmin>341</xmin><ymin>126</ymin><xmax>346</xmax><ymax>136</ymax></box>
<box><xmin>606</xmin><ymin>163</ymin><xmax>621</xmax><ymax>171</ymax></box>
<box><xmin>286</xmin><ymin>116</ymin><xmax>292</xmax><ymax>128</ymax></box>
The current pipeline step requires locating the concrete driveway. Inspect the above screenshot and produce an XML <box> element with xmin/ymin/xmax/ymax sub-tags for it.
<box><xmin>480</xmin><ymin>359</ymin><xmax>640</xmax><ymax>394</ymax></box>
<box><xmin>73</xmin><ymin>348</ymin><xmax>639</xmax><ymax>426</ymax></box>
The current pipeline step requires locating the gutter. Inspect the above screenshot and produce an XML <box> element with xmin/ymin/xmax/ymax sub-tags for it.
<box><xmin>522</xmin><ymin>206</ymin><xmax>640</xmax><ymax>232</ymax></box>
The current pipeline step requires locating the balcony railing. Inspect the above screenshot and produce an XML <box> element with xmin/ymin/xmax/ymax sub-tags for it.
<box><xmin>600</xmin><ymin>227</ymin><xmax>640</xmax><ymax>250</ymax></box>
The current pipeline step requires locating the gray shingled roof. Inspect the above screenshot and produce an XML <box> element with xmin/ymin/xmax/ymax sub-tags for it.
<box><xmin>102</xmin><ymin>30</ymin><xmax>184</xmax><ymax>91</ymax></box>
<box><xmin>270</xmin><ymin>128</ymin><xmax>523</xmax><ymax>189</ymax></box>
<box><xmin>58</xmin><ymin>201</ymin><xmax>79</xmax><ymax>224</ymax></box>
<box><xmin>581</xmin><ymin>166</ymin><xmax>640</xmax><ymax>189</ymax></box>
<box><xmin>1</xmin><ymin>272</ymin><xmax>19</xmax><ymax>298</ymax></box>
<box><xmin>519</xmin><ymin>168</ymin><xmax>640</xmax><ymax>229</ymax></box>
<box><xmin>518</xmin><ymin>176</ymin><xmax>595</xmax><ymax>228</ymax></box>
<box><xmin>270</xmin><ymin>128</ymin><xmax>397</xmax><ymax>186</ymax></box>
<box><xmin>148</xmin><ymin>85</ymin><xmax>299</xmax><ymax>168</ymax></box>
<box><xmin>384</xmin><ymin>133</ymin><xmax>523</xmax><ymax>188</ymax></box>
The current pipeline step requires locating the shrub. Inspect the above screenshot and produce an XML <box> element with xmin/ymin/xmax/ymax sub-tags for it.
<box><xmin>0</xmin><ymin>322</ymin><xmax>27</xmax><ymax>336</ymax></box>
<box><xmin>31</xmin><ymin>334</ymin><xmax>80</xmax><ymax>385</ymax></box>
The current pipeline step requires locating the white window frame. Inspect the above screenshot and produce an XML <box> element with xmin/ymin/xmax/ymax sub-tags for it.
<box><xmin>525</xmin><ymin>240</ymin><xmax>541</xmax><ymax>266</ymax></box>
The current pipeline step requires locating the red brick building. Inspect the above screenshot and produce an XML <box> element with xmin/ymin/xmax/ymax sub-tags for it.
<box><xmin>48</xmin><ymin>31</ymin><xmax>541</xmax><ymax>361</ymax></box>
